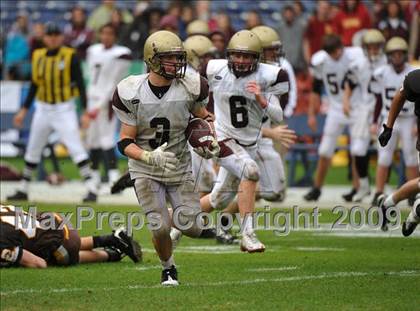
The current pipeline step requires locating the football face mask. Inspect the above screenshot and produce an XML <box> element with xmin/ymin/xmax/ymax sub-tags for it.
<box><xmin>155</xmin><ymin>52</ymin><xmax>187</xmax><ymax>80</ymax></box>
<box><xmin>227</xmin><ymin>51</ymin><xmax>259</xmax><ymax>77</ymax></box>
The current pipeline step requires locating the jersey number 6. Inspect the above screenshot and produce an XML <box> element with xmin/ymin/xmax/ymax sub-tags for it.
<box><xmin>229</xmin><ymin>96</ymin><xmax>248</xmax><ymax>128</ymax></box>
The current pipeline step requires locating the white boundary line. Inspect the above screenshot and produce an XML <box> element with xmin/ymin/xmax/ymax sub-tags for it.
<box><xmin>1</xmin><ymin>270</ymin><xmax>418</xmax><ymax>296</ymax></box>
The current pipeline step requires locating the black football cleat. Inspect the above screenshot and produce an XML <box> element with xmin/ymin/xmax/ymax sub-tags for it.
<box><xmin>199</xmin><ymin>228</ymin><xmax>217</xmax><ymax>239</ymax></box>
<box><xmin>377</xmin><ymin>194</ymin><xmax>389</xmax><ymax>232</ymax></box>
<box><xmin>342</xmin><ymin>188</ymin><xmax>357</xmax><ymax>202</ymax></box>
<box><xmin>161</xmin><ymin>265</ymin><xmax>179</xmax><ymax>286</ymax></box>
<box><xmin>371</xmin><ymin>192</ymin><xmax>383</xmax><ymax>207</ymax></box>
<box><xmin>402</xmin><ymin>200</ymin><xmax>420</xmax><ymax>237</ymax></box>
<box><xmin>104</xmin><ymin>247</ymin><xmax>124</xmax><ymax>262</ymax></box>
<box><xmin>82</xmin><ymin>191</ymin><xmax>97</xmax><ymax>203</ymax></box>
<box><xmin>111</xmin><ymin>172</ymin><xmax>134</xmax><ymax>194</ymax></box>
<box><xmin>303</xmin><ymin>188</ymin><xmax>321</xmax><ymax>201</ymax></box>
<box><xmin>216</xmin><ymin>229</ymin><xmax>239</xmax><ymax>245</ymax></box>
<box><xmin>7</xmin><ymin>191</ymin><xmax>28</xmax><ymax>201</ymax></box>
<box><xmin>402</xmin><ymin>221</ymin><xmax>418</xmax><ymax>237</ymax></box>
<box><xmin>113</xmin><ymin>228</ymin><xmax>142</xmax><ymax>263</ymax></box>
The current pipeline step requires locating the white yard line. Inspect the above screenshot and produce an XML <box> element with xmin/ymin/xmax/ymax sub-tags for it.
<box><xmin>294</xmin><ymin>247</ymin><xmax>346</xmax><ymax>252</ymax></box>
<box><xmin>246</xmin><ymin>266</ymin><xmax>299</xmax><ymax>272</ymax></box>
<box><xmin>1</xmin><ymin>270</ymin><xmax>418</xmax><ymax>296</ymax></box>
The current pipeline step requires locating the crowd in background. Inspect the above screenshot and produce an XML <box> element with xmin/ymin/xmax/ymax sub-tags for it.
<box><xmin>2</xmin><ymin>0</ymin><xmax>420</xmax><ymax>115</ymax></box>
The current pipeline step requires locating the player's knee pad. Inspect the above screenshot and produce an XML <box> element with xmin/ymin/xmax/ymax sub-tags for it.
<box><xmin>377</xmin><ymin>150</ymin><xmax>393</xmax><ymax>167</ymax></box>
<box><xmin>243</xmin><ymin>159</ymin><xmax>259</xmax><ymax>182</ymax></box>
<box><xmin>172</xmin><ymin>206</ymin><xmax>202</xmax><ymax>238</ymax></box>
<box><xmin>318</xmin><ymin>135</ymin><xmax>336</xmax><ymax>158</ymax></box>
<box><xmin>403</xmin><ymin>151</ymin><xmax>418</xmax><ymax>167</ymax></box>
<box><xmin>350</xmin><ymin>139</ymin><xmax>369</xmax><ymax>157</ymax></box>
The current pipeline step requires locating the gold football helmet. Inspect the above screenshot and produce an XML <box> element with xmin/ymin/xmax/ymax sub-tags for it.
<box><xmin>385</xmin><ymin>37</ymin><xmax>408</xmax><ymax>67</ymax></box>
<box><xmin>362</xmin><ymin>29</ymin><xmax>385</xmax><ymax>62</ymax></box>
<box><xmin>251</xmin><ymin>25</ymin><xmax>284</xmax><ymax>64</ymax></box>
<box><xmin>184</xmin><ymin>35</ymin><xmax>216</xmax><ymax>72</ymax></box>
<box><xmin>186</xmin><ymin>20</ymin><xmax>210</xmax><ymax>37</ymax></box>
<box><xmin>226</xmin><ymin>30</ymin><xmax>262</xmax><ymax>76</ymax></box>
<box><xmin>385</xmin><ymin>36</ymin><xmax>408</xmax><ymax>54</ymax></box>
<box><xmin>143</xmin><ymin>30</ymin><xmax>187</xmax><ymax>79</ymax></box>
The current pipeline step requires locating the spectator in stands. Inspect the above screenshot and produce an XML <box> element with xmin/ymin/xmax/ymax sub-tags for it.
<box><xmin>121</xmin><ymin>7</ymin><xmax>163</xmax><ymax>59</ymax></box>
<box><xmin>87</xmin><ymin>0</ymin><xmax>132</xmax><ymax>37</ymax></box>
<box><xmin>303</xmin><ymin>0</ymin><xmax>334</xmax><ymax>62</ymax></box>
<box><xmin>29</xmin><ymin>23</ymin><xmax>45</xmax><ymax>55</ymax></box>
<box><xmin>4</xmin><ymin>12</ymin><xmax>30</xmax><ymax>80</ymax></box>
<box><xmin>209</xmin><ymin>30</ymin><xmax>226</xmax><ymax>58</ymax></box>
<box><xmin>63</xmin><ymin>7</ymin><xmax>94</xmax><ymax>59</ymax></box>
<box><xmin>332</xmin><ymin>0</ymin><xmax>371</xmax><ymax>46</ymax></box>
<box><xmin>408</xmin><ymin>2</ymin><xmax>419</xmax><ymax>61</ymax></box>
<box><xmin>245</xmin><ymin>10</ymin><xmax>261</xmax><ymax>30</ymax></box>
<box><xmin>215</xmin><ymin>12</ymin><xmax>235</xmax><ymax>41</ymax></box>
<box><xmin>179</xmin><ymin>5</ymin><xmax>195</xmax><ymax>40</ymax></box>
<box><xmin>293</xmin><ymin>0</ymin><xmax>310</xmax><ymax>23</ymax></box>
<box><xmin>159</xmin><ymin>14</ymin><xmax>179</xmax><ymax>34</ymax></box>
<box><xmin>277</xmin><ymin>5</ymin><xmax>307</xmax><ymax>72</ymax></box>
<box><xmin>110</xmin><ymin>8</ymin><xmax>129</xmax><ymax>44</ymax></box>
<box><xmin>377</xmin><ymin>0</ymin><xmax>409</xmax><ymax>41</ymax></box>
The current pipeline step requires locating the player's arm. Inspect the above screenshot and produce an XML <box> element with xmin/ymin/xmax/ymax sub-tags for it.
<box><xmin>20</xmin><ymin>249</ymin><xmax>47</xmax><ymax>268</ymax></box>
<box><xmin>378</xmin><ymin>88</ymin><xmax>406</xmax><ymax>146</ymax></box>
<box><xmin>308</xmin><ymin>78</ymin><xmax>323</xmax><ymax>132</ymax></box>
<box><xmin>70</xmin><ymin>53</ymin><xmax>90</xmax><ymax>128</ymax></box>
<box><xmin>342</xmin><ymin>69</ymin><xmax>358</xmax><ymax>117</ymax></box>
<box><xmin>13</xmin><ymin>83</ymin><xmax>38</xmax><ymax>128</ymax></box>
<box><xmin>262</xmin><ymin>124</ymin><xmax>297</xmax><ymax>148</ymax></box>
<box><xmin>112</xmin><ymin>90</ymin><xmax>177</xmax><ymax>171</ymax></box>
<box><xmin>385</xmin><ymin>88</ymin><xmax>406</xmax><ymax>129</ymax></box>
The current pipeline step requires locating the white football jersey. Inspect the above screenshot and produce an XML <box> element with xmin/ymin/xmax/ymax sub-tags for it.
<box><xmin>371</xmin><ymin>63</ymin><xmax>415</xmax><ymax>118</ymax></box>
<box><xmin>311</xmin><ymin>47</ymin><xmax>364</xmax><ymax>111</ymax></box>
<box><xmin>207</xmin><ymin>59</ymin><xmax>288</xmax><ymax>145</ymax></box>
<box><xmin>86</xmin><ymin>44</ymin><xmax>131</xmax><ymax>110</ymax></box>
<box><xmin>112</xmin><ymin>70</ymin><xmax>207</xmax><ymax>183</ymax></box>
<box><xmin>347</xmin><ymin>53</ymin><xmax>387</xmax><ymax>110</ymax></box>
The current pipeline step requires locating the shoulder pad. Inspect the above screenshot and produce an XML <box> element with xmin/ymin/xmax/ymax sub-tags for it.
<box><xmin>311</xmin><ymin>50</ymin><xmax>328</xmax><ymax>67</ymax></box>
<box><xmin>258</xmin><ymin>63</ymin><xmax>281</xmax><ymax>87</ymax></box>
<box><xmin>179</xmin><ymin>70</ymin><xmax>201</xmax><ymax>97</ymax></box>
<box><xmin>114</xmin><ymin>45</ymin><xmax>132</xmax><ymax>56</ymax></box>
<box><xmin>207</xmin><ymin>59</ymin><xmax>228</xmax><ymax>81</ymax></box>
<box><xmin>117</xmin><ymin>74</ymin><xmax>147</xmax><ymax>100</ymax></box>
<box><xmin>344</xmin><ymin>46</ymin><xmax>364</xmax><ymax>61</ymax></box>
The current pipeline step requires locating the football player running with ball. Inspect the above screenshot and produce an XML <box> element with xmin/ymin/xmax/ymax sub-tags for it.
<box><xmin>112</xmin><ymin>31</ymin><xmax>215</xmax><ymax>286</ymax></box>
<box><xmin>200</xmin><ymin>30</ymin><xmax>289</xmax><ymax>253</ymax></box>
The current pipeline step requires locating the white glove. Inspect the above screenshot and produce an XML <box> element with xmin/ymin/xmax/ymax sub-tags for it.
<box><xmin>193</xmin><ymin>139</ymin><xmax>220</xmax><ymax>159</ymax></box>
<box><xmin>139</xmin><ymin>142</ymin><xmax>178</xmax><ymax>172</ymax></box>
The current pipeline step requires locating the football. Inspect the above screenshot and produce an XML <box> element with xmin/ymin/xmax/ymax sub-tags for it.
<box><xmin>185</xmin><ymin>117</ymin><xmax>215</xmax><ymax>149</ymax></box>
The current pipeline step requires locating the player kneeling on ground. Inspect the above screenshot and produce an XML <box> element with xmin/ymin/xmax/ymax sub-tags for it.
<box><xmin>112</xmin><ymin>31</ymin><xmax>216</xmax><ymax>286</ymax></box>
<box><xmin>0</xmin><ymin>205</ymin><xmax>141</xmax><ymax>268</ymax></box>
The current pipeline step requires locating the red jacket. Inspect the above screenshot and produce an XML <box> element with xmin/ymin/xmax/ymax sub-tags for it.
<box><xmin>333</xmin><ymin>1</ymin><xmax>371</xmax><ymax>46</ymax></box>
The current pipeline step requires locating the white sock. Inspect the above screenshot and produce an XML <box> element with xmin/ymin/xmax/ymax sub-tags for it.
<box><xmin>384</xmin><ymin>195</ymin><xmax>395</xmax><ymax>208</ymax></box>
<box><xmin>241</xmin><ymin>214</ymin><xmax>254</xmax><ymax>234</ymax></box>
<box><xmin>18</xmin><ymin>179</ymin><xmax>29</xmax><ymax>193</ymax></box>
<box><xmin>161</xmin><ymin>255</ymin><xmax>175</xmax><ymax>270</ymax></box>
<box><xmin>108</xmin><ymin>169</ymin><xmax>120</xmax><ymax>184</ymax></box>
<box><xmin>359</xmin><ymin>177</ymin><xmax>369</xmax><ymax>189</ymax></box>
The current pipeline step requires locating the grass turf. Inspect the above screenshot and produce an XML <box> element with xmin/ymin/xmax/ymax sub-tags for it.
<box><xmin>1</xmin><ymin>203</ymin><xmax>419</xmax><ymax>310</ymax></box>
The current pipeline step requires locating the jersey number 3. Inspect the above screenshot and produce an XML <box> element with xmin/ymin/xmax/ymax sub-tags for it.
<box><xmin>149</xmin><ymin>117</ymin><xmax>170</xmax><ymax>148</ymax></box>
<box><xmin>229</xmin><ymin>96</ymin><xmax>248</xmax><ymax>128</ymax></box>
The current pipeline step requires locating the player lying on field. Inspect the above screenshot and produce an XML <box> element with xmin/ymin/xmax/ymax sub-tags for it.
<box><xmin>377</xmin><ymin>69</ymin><xmax>420</xmax><ymax>235</ymax></box>
<box><xmin>0</xmin><ymin>205</ymin><xmax>141</xmax><ymax>268</ymax></box>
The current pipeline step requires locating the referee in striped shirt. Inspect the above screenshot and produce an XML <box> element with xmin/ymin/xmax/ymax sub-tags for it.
<box><xmin>8</xmin><ymin>23</ymin><xmax>98</xmax><ymax>202</ymax></box>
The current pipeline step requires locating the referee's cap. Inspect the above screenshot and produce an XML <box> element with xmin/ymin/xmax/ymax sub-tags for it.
<box><xmin>45</xmin><ymin>22</ymin><xmax>62</xmax><ymax>35</ymax></box>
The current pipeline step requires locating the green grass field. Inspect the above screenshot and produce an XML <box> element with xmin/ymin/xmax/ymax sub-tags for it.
<box><xmin>1</xmin><ymin>203</ymin><xmax>419</xmax><ymax>310</ymax></box>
